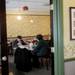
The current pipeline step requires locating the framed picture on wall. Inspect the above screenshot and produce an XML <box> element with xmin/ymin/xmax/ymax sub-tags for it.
<box><xmin>70</xmin><ymin>7</ymin><xmax>75</xmax><ymax>40</ymax></box>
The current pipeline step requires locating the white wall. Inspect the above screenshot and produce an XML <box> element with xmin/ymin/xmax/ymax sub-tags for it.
<box><xmin>65</xmin><ymin>61</ymin><xmax>75</xmax><ymax>75</ymax></box>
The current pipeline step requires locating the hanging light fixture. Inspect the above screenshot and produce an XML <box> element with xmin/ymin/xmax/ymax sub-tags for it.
<box><xmin>22</xmin><ymin>6</ymin><xmax>28</xmax><ymax>11</ymax></box>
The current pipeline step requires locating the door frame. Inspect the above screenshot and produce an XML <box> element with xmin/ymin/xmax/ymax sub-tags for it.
<box><xmin>0</xmin><ymin>0</ymin><xmax>9</xmax><ymax>75</ymax></box>
<box><xmin>53</xmin><ymin>0</ymin><xmax>64</xmax><ymax>75</ymax></box>
<box><xmin>0</xmin><ymin>0</ymin><xmax>64</xmax><ymax>75</ymax></box>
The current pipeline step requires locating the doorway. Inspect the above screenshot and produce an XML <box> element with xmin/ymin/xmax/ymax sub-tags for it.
<box><xmin>0</xmin><ymin>0</ymin><xmax>63</xmax><ymax>75</ymax></box>
<box><xmin>6</xmin><ymin>0</ymin><xmax>54</xmax><ymax>75</ymax></box>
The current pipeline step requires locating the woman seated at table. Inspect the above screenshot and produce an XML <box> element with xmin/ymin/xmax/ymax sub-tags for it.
<box><xmin>33</xmin><ymin>34</ymin><xmax>50</xmax><ymax>57</ymax></box>
<box><xmin>14</xmin><ymin>35</ymin><xmax>32</xmax><ymax>72</ymax></box>
<box><xmin>32</xmin><ymin>34</ymin><xmax>50</xmax><ymax>68</ymax></box>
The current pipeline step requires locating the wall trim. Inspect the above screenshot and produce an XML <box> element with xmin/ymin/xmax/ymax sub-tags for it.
<box><xmin>64</xmin><ymin>58</ymin><xmax>75</xmax><ymax>62</ymax></box>
<box><xmin>53</xmin><ymin>0</ymin><xmax>64</xmax><ymax>75</ymax></box>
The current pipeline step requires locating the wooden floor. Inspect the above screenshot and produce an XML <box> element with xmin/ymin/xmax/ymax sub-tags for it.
<box><xmin>0</xmin><ymin>67</ymin><xmax>51</xmax><ymax>75</ymax></box>
<box><xmin>0</xmin><ymin>55</ymin><xmax>53</xmax><ymax>75</ymax></box>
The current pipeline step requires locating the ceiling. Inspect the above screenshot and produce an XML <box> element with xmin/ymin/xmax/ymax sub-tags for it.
<box><xmin>6</xmin><ymin>0</ymin><xmax>51</xmax><ymax>15</ymax></box>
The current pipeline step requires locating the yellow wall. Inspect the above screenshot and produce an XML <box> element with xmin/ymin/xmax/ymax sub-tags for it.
<box><xmin>63</xmin><ymin>0</ymin><xmax>75</xmax><ymax>59</ymax></box>
<box><xmin>6</xmin><ymin>14</ymin><xmax>50</xmax><ymax>38</ymax></box>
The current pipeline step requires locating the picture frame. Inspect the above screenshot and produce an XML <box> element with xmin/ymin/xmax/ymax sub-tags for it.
<box><xmin>70</xmin><ymin>7</ymin><xmax>75</xmax><ymax>40</ymax></box>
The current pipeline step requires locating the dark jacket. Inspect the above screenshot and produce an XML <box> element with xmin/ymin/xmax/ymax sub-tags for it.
<box><xmin>33</xmin><ymin>39</ymin><xmax>50</xmax><ymax>57</ymax></box>
<box><xmin>14</xmin><ymin>47</ymin><xmax>32</xmax><ymax>72</ymax></box>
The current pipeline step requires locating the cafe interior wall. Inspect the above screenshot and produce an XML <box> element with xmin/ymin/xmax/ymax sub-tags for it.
<box><xmin>6</xmin><ymin>14</ymin><xmax>51</xmax><ymax>39</ymax></box>
<box><xmin>63</xmin><ymin>0</ymin><xmax>75</xmax><ymax>59</ymax></box>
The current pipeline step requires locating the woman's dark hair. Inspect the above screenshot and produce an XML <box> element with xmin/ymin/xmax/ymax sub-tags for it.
<box><xmin>17</xmin><ymin>35</ymin><xmax>27</xmax><ymax>45</ymax></box>
<box><xmin>36</xmin><ymin>34</ymin><xmax>43</xmax><ymax>40</ymax></box>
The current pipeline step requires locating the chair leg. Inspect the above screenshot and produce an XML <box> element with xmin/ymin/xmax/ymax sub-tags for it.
<box><xmin>39</xmin><ymin>57</ymin><xmax>50</xmax><ymax>70</ymax></box>
<box><xmin>39</xmin><ymin>58</ymin><xmax>44</xmax><ymax>68</ymax></box>
<box><xmin>45</xmin><ymin>58</ymin><xmax>50</xmax><ymax>70</ymax></box>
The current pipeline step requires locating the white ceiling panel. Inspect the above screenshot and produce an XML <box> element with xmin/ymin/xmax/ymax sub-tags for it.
<box><xmin>6</xmin><ymin>0</ymin><xmax>50</xmax><ymax>15</ymax></box>
<box><xmin>6</xmin><ymin>0</ymin><xmax>50</xmax><ymax>3</ymax></box>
